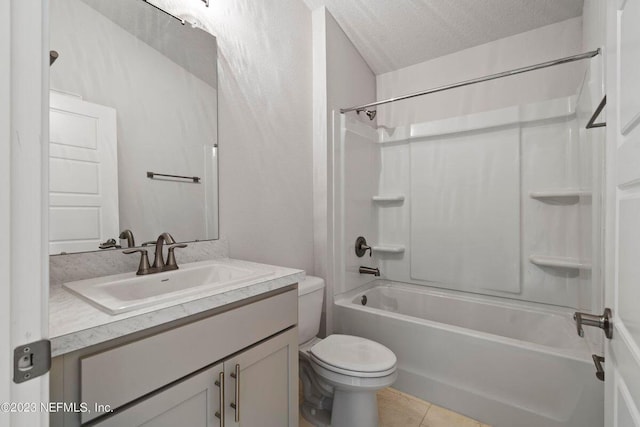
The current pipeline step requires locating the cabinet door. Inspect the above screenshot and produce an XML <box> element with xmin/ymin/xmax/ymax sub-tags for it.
<box><xmin>224</xmin><ymin>328</ymin><xmax>298</xmax><ymax>427</ymax></box>
<box><xmin>93</xmin><ymin>363</ymin><xmax>224</xmax><ymax>427</ymax></box>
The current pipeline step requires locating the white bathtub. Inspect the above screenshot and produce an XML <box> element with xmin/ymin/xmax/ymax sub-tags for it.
<box><xmin>334</xmin><ymin>280</ymin><xmax>603</xmax><ymax>427</ymax></box>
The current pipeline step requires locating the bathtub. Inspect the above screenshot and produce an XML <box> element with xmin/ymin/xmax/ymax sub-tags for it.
<box><xmin>334</xmin><ymin>280</ymin><xmax>603</xmax><ymax>427</ymax></box>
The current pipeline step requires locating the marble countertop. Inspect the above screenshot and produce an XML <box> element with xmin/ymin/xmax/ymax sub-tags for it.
<box><xmin>49</xmin><ymin>258</ymin><xmax>304</xmax><ymax>357</ymax></box>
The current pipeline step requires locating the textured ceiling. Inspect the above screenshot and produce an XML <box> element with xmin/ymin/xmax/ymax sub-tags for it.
<box><xmin>303</xmin><ymin>0</ymin><xmax>584</xmax><ymax>74</ymax></box>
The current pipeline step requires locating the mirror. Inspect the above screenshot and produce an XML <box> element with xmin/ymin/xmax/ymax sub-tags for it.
<box><xmin>48</xmin><ymin>0</ymin><xmax>218</xmax><ymax>255</ymax></box>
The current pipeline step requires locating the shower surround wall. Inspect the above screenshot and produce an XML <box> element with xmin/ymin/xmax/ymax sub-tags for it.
<box><xmin>335</xmin><ymin>17</ymin><xmax>591</xmax><ymax>300</ymax></box>
<box><xmin>375</xmin><ymin>95</ymin><xmax>594</xmax><ymax>310</ymax></box>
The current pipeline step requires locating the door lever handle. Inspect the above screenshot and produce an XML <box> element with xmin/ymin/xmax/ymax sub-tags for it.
<box><xmin>574</xmin><ymin>308</ymin><xmax>613</xmax><ymax>339</ymax></box>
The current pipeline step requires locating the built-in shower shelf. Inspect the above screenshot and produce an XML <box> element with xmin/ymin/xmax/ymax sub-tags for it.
<box><xmin>529</xmin><ymin>189</ymin><xmax>591</xmax><ymax>203</ymax></box>
<box><xmin>372</xmin><ymin>195</ymin><xmax>405</xmax><ymax>203</ymax></box>
<box><xmin>372</xmin><ymin>245</ymin><xmax>405</xmax><ymax>254</ymax></box>
<box><xmin>529</xmin><ymin>255</ymin><xmax>592</xmax><ymax>270</ymax></box>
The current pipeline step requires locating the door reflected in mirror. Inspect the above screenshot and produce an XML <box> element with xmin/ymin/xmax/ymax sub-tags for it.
<box><xmin>49</xmin><ymin>0</ymin><xmax>218</xmax><ymax>255</ymax></box>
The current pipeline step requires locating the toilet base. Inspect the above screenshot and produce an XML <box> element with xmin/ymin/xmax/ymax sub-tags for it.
<box><xmin>331</xmin><ymin>389</ymin><xmax>379</xmax><ymax>427</ymax></box>
<box><xmin>301</xmin><ymin>402</ymin><xmax>331</xmax><ymax>427</ymax></box>
<box><xmin>300</xmin><ymin>390</ymin><xmax>380</xmax><ymax>427</ymax></box>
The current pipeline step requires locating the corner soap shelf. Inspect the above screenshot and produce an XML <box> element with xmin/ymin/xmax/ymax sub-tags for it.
<box><xmin>372</xmin><ymin>245</ymin><xmax>405</xmax><ymax>254</ymax></box>
<box><xmin>529</xmin><ymin>189</ymin><xmax>591</xmax><ymax>204</ymax></box>
<box><xmin>529</xmin><ymin>255</ymin><xmax>591</xmax><ymax>270</ymax></box>
<box><xmin>372</xmin><ymin>195</ymin><xmax>405</xmax><ymax>203</ymax></box>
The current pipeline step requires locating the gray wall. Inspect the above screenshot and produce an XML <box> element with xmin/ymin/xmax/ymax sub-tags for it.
<box><xmin>202</xmin><ymin>0</ymin><xmax>315</xmax><ymax>273</ymax></box>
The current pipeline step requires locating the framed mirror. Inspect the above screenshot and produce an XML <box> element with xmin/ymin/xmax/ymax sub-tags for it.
<box><xmin>48</xmin><ymin>0</ymin><xmax>218</xmax><ymax>255</ymax></box>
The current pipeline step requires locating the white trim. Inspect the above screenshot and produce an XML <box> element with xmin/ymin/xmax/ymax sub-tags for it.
<box><xmin>7</xmin><ymin>1</ymin><xmax>49</xmax><ymax>425</ymax></box>
<box><xmin>0</xmin><ymin>0</ymin><xmax>12</xmax><ymax>410</ymax></box>
<box><xmin>614</xmin><ymin>370</ymin><xmax>640</xmax><ymax>425</ymax></box>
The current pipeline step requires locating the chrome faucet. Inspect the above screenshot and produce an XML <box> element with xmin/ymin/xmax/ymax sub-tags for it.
<box><xmin>359</xmin><ymin>266</ymin><xmax>380</xmax><ymax>276</ymax></box>
<box><xmin>119</xmin><ymin>229</ymin><xmax>136</xmax><ymax>248</ymax></box>
<box><xmin>124</xmin><ymin>232</ymin><xmax>187</xmax><ymax>275</ymax></box>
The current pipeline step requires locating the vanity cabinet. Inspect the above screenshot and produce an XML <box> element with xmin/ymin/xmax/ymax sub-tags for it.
<box><xmin>93</xmin><ymin>328</ymin><xmax>297</xmax><ymax>427</ymax></box>
<box><xmin>50</xmin><ymin>287</ymin><xmax>298</xmax><ymax>427</ymax></box>
<box><xmin>93</xmin><ymin>363</ymin><xmax>223</xmax><ymax>427</ymax></box>
<box><xmin>223</xmin><ymin>329</ymin><xmax>297</xmax><ymax>426</ymax></box>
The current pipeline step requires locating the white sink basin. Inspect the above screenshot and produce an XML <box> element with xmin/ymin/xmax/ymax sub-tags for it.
<box><xmin>63</xmin><ymin>260</ymin><xmax>273</xmax><ymax>315</ymax></box>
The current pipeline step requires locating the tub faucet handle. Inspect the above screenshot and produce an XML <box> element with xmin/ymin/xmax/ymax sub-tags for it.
<box><xmin>355</xmin><ymin>236</ymin><xmax>372</xmax><ymax>257</ymax></box>
<box><xmin>573</xmin><ymin>308</ymin><xmax>613</xmax><ymax>339</ymax></box>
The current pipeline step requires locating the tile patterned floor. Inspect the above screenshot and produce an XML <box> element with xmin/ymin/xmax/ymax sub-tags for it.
<box><xmin>299</xmin><ymin>387</ymin><xmax>491</xmax><ymax>427</ymax></box>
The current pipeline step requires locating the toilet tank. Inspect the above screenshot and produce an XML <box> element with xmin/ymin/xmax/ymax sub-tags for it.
<box><xmin>297</xmin><ymin>276</ymin><xmax>325</xmax><ymax>344</ymax></box>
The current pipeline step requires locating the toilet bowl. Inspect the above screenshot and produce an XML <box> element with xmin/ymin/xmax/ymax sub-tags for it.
<box><xmin>298</xmin><ymin>276</ymin><xmax>397</xmax><ymax>427</ymax></box>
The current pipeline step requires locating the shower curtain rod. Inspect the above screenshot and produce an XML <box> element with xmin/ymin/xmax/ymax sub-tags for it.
<box><xmin>340</xmin><ymin>49</ymin><xmax>601</xmax><ymax>114</ymax></box>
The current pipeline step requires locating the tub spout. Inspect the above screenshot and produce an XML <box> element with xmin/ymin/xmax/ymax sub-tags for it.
<box><xmin>359</xmin><ymin>266</ymin><xmax>380</xmax><ymax>276</ymax></box>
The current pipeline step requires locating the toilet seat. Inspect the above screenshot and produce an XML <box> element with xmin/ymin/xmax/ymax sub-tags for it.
<box><xmin>309</xmin><ymin>334</ymin><xmax>397</xmax><ymax>378</ymax></box>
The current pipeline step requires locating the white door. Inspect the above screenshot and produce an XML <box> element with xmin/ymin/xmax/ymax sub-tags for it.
<box><xmin>605</xmin><ymin>0</ymin><xmax>640</xmax><ymax>424</ymax></box>
<box><xmin>49</xmin><ymin>92</ymin><xmax>118</xmax><ymax>254</ymax></box>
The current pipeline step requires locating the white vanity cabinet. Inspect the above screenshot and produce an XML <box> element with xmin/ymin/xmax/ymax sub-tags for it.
<box><xmin>50</xmin><ymin>287</ymin><xmax>298</xmax><ymax>427</ymax></box>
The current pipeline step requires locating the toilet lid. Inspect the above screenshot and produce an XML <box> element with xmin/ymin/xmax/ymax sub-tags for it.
<box><xmin>309</xmin><ymin>335</ymin><xmax>396</xmax><ymax>374</ymax></box>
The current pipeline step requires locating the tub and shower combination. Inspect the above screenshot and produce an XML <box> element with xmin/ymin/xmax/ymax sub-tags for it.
<box><xmin>334</xmin><ymin>50</ymin><xmax>606</xmax><ymax>426</ymax></box>
<box><xmin>335</xmin><ymin>281</ymin><xmax>603</xmax><ymax>427</ymax></box>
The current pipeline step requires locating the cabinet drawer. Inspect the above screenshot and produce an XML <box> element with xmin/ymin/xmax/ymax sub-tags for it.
<box><xmin>80</xmin><ymin>289</ymin><xmax>296</xmax><ymax>423</ymax></box>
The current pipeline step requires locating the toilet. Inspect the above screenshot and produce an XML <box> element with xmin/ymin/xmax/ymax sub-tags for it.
<box><xmin>298</xmin><ymin>276</ymin><xmax>397</xmax><ymax>427</ymax></box>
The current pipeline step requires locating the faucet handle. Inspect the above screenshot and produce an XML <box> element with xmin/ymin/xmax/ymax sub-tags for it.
<box><xmin>166</xmin><ymin>243</ymin><xmax>188</xmax><ymax>270</ymax></box>
<box><xmin>355</xmin><ymin>236</ymin><xmax>372</xmax><ymax>257</ymax></box>
<box><xmin>123</xmin><ymin>248</ymin><xmax>151</xmax><ymax>275</ymax></box>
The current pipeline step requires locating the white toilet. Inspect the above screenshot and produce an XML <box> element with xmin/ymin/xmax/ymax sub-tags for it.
<box><xmin>298</xmin><ymin>276</ymin><xmax>397</xmax><ymax>427</ymax></box>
